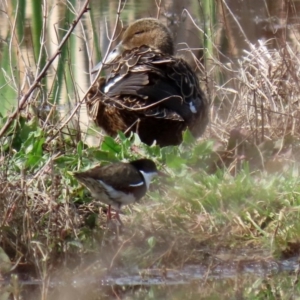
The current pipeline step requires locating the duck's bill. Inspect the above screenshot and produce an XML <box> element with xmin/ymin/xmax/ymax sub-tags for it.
<box><xmin>91</xmin><ymin>61</ymin><xmax>103</xmax><ymax>74</ymax></box>
<box><xmin>91</xmin><ymin>43</ymin><xmax>122</xmax><ymax>74</ymax></box>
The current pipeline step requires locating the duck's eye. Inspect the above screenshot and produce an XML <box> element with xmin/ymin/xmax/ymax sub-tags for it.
<box><xmin>134</xmin><ymin>30</ymin><xmax>144</xmax><ymax>35</ymax></box>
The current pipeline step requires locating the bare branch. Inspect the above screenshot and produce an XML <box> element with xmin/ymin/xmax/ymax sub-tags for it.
<box><xmin>0</xmin><ymin>0</ymin><xmax>90</xmax><ymax>139</ymax></box>
<box><xmin>45</xmin><ymin>0</ymin><xmax>125</xmax><ymax>144</ymax></box>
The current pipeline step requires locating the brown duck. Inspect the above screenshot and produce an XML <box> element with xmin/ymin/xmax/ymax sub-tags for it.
<box><xmin>86</xmin><ymin>18</ymin><xmax>209</xmax><ymax>147</ymax></box>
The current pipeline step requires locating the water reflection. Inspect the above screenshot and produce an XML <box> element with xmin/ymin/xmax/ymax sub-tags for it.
<box><xmin>219</xmin><ymin>0</ymin><xmax>300</xmax><ymax>58</ymax></box>
<box><xmin>87</xmin><ymin>0</ymin><xmax>300</xmax><ymax>62</ymax></box>
<box><xmin>1</xmin><ymin>256</ymin><xmax>299</xmax><ymax>299</ymax></box>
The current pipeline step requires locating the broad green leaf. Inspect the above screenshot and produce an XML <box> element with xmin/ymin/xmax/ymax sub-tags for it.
<box><xmin>101</xmin><ymin>136</ymin><xmax>121</xmax><ymax>154</ymax></box>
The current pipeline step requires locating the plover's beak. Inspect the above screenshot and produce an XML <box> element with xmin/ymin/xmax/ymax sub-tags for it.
<box><xmin>91</xmin><ymin>43</ymin><xmax>123</xmax><ymax>74</ymax></box>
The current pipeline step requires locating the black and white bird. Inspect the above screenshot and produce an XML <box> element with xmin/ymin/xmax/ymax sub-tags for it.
<box><xmin>73</xmin><ymin>159</ymin><xmax>164</xmax><ymax>224</ymax></box>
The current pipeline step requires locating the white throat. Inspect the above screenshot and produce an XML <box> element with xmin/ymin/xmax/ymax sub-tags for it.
<box><xmin>139</xmin><ymin>171</ymin><xmax>157</xmax><ymax>189</ymax></box>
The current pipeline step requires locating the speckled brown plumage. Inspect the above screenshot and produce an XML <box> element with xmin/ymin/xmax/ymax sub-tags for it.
<box><xmin>86</xmin><ymin>18</ymin><xmax>209</xmax><ymax>146</ymax></box>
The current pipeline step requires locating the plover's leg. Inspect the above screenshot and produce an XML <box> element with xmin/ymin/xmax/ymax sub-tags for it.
<box><xmin>115</xmin><ymin>209</ymin><xmax>124</xmax><ymax>227</ymax></box>
<box><xmin>106</xmin><ymin>205</ymin><xmax>112</xmax><ymax>222</ymax></box>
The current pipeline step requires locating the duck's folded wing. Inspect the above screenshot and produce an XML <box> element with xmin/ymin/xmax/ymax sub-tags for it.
<box><xmin>104</xmin><ymin>66</ymin><xmax>185</xmax><ymax>121</ymax></box>
<box><xmin>104</xmin><ymin>54</ymin><xmax>205</xmax><ymax>123</ymax></box>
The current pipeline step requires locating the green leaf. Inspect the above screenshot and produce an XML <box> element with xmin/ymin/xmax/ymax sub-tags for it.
<box><xmin>182</xmin><ymin>129</ymin><xmax>196</xmax><ymax>145</ymax></box>
<box><xmin>67</xmin><ymin>240</ymin><xmax>83</xmax><ymax>249</ymax></box>
<box><xmin>117</xmin><ymin>131</ymin><xmax>128</xmax><ymax>142</ymax></box>
<box><xmin>132</xmin><ymin>132</ymin><xmax>142</xmax><ymax>145</ymax></box>
<box><xmin>147</xmin><ymin>236</ymin><xmax>156</xmax><ymax>249</ymax></box>
<box><xmin>0</xmin><ymin>247</ymin><xmax>11</xmax><ymax>274</ymax></box>
<box><xmin>165</xmin><ymin>153</ymin><xmax>187</xmax><ymax>170</ymax></box>
<box><xmin>55</xmin><ymin>155</ymin><xmax>78</xmax><ymax>168</ymax></box>
<box><xmin>77</xmin><ymin>140</ymin><xmax>84</xmax><ymax>156</ymax></box>
<box><xmin>101</xmin><ymin>136</ymin><xmax>121</xmax><ymax>154</ymax></box>
<box><xmin>87</xmin><ymin>149</ymin><xmax>117</xmax><ymax>162</ymax></box>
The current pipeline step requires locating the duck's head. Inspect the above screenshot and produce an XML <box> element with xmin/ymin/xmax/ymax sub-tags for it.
<box><xmin>121</xmin><ymin>18</ymin><xmax>174</xmax><ymax>54</ymax></box>
<box><xmin>93</xmin><ymin>18</ymin><xmax>174</xmax><ymax>72</ymax></box>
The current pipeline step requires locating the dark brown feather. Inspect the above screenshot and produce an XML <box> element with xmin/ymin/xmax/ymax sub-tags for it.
<box><xmin>86</xmin><ymin>19</ymin><xmax>209</xmax><ymax>146</ymax></box>
<box><xmin>74</xmin><ymin>162</ymin><xmax>148</xmax><ymax>204</ymax></box>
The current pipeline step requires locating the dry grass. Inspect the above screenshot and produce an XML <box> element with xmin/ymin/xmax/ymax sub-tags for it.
<box><xmin>211</xmin><ymin>41</ymin><xmax>300</xmax><ymax>143</ymax></box>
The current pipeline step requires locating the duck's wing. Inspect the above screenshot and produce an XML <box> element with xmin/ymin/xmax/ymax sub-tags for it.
<box><xmin>140</xmin><ymin>57</ymin><xmax>207</xmax><ymax>123</ymax></box>
<box><xmin>101</xmin><ymin>46</ymin><xmax>207</xmax><ymax>124</ymax></box>
<box><xmin>87</xmin><ymin>45</ymin><xmax>209</xmax><ymax>133</ymax></box>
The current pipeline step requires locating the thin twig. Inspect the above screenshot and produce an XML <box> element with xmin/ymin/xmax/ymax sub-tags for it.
<box><xmin>155</xmin><ymin>0</ymin><xmax>162</xmax><ymax>19</ymax></box>
<box><xmin>0</xmin><ymin>0</ymin><xmax>90</xmax><ymax>139</ymax></box>
<box><xmin>45</xmin><ymin>0</ymin><xmax>125</xmax><ymax>144</ymax></box>
<box><xmin>109</xmin><ymin>232</ymin><xmax>136</xmax><ymax>270</ymax></box>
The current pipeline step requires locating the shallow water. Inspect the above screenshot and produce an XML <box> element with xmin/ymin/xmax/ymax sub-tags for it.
<box><xmin>71</xmin><ymin>257</ymin><xmax>298</xmax><ymax>286</ymax></box>
<box><xmin>1</xmin><ymin>256</ymin><xmax>300</xmax><ymax>299</ymax></box>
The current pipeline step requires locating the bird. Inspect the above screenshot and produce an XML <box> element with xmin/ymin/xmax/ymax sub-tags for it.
<box><xmin>86</xmin><ymin>18</ymin><xmax>209</xmax><ymax>147</ymax></box>
<box><xmin>73</xmin><ymin>159</ymin><xmax>165</xmax><ymax>224</ymax></box>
